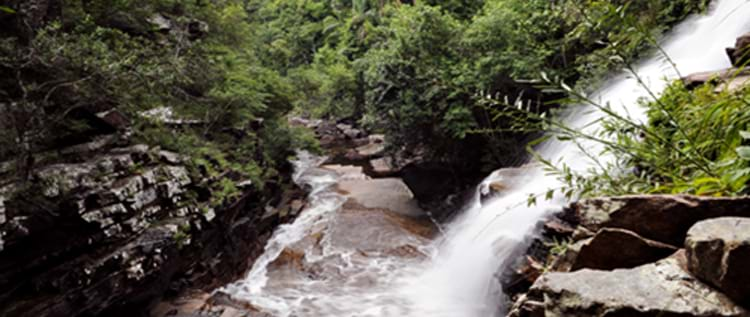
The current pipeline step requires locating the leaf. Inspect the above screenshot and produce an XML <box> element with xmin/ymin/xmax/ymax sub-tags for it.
<box><xmin>740</xmin><ymin>131</ymin><xmax>750</xmax><ymax>140</ymax></box>
<box><xmin>545</xmin><ymin>189</ymin><xmax>555</xmax><ymax>200</ymax></box>
<box><xmin>692</xmin><ymin>177</ymin><xmax>721</xmax><ymax>186</ymax></box>
<box><xmin>737</xmin><ymin>146</ymin><xmax>750</xmax><ymax>160</ymax></box>
<box><xmin>527</xmin><ymin>194</ymin><xmax>537</xmax><ymax>207</ymax></box>
<box><xmin>0</xmin><ymin>6</ymin><xmax>15</xmax><ymax>14</ymax></box>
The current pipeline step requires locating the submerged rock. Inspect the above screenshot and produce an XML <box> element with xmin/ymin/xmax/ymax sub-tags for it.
<box><xmin>528</xmin><ymin>251</ymin><xmax>749</xmax><ymax>317</ymax></box>
<box><xmin>686</xmin><ymin>217</ymin><xmax>750</xmax><ymax>308</ymax></box>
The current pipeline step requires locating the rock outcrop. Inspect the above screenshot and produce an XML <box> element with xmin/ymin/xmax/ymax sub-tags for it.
<box><xmin>0</xmin><ymin>108</ymin><xmax>301</xmax><ymax>317</ymax></box>
<box><xmin>506</xmin><ymin>195</ymin><xmax>750</xmax><ymax>317</ymax></box>
<box><xmin>0</xmin><ymin>139</ymin><xmax>294</xmax><ymax>316</ymax></box>
<box><xmin>574</xmin><ymin>195</ymin><xmax>750</xmax><ymax>245</ymax></box>
<box><xmin>513</xmin><ymin>251</ymin><xmax>748</xmax><ymax>317</ymax></box>
<box><xmin>686</xmin><ymin>217</ymin><xmax>750</xmax><ymax>308</ymax></box>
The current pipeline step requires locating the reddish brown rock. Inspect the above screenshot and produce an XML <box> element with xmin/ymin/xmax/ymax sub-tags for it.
<box><xmin>571</xmin><ymin>228</ymin><xmax>677</xmax><ymax>271</ymax></box>
<box><xmin>573</xmin><ymin>195</ymin><xmax>750</xmax><ymax>246</ymax></box>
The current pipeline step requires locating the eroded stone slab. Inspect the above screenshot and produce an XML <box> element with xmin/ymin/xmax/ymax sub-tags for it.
<box><xmin>531</xmin><ymin>251</ymin><xmax>748</xmax><ymax>317</ymax></box>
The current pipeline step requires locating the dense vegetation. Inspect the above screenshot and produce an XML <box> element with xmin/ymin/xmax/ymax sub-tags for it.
<box><xmin>545</xmin><ymin>78</ymin><xmax>750</xmax><ymax>198</ymax></box>
<box><xmin>0</xmin><ymin>0</ymin><xmax>315</xmax><ymax>203</ymax></box>
<box><xmin>0</xmin><ymin>0</ymin><xmax>716</xmax><ymax>198</ymax></box>
<box><xmin>239</xmin><ymin>0</ymin><xmax>709</xmax><ymax>171</ymax></box>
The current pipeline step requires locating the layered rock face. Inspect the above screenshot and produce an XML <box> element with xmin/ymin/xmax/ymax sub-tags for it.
<box><xmin>0</xmin><ymin>134</ymin><xmax>296</xmax><ymax>316</ymax></box>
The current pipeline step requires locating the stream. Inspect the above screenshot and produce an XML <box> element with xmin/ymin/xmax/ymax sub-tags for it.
<box><xmin>218</xmin><ymin>1</ymin><xmax>750</xmax><ymax>316</ymax></box>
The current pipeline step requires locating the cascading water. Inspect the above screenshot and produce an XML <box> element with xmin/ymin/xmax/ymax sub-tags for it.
<box><xmin>220</xmin><ymin>1</ymin><xmax>750</xmax><ymax>316</ymax></box>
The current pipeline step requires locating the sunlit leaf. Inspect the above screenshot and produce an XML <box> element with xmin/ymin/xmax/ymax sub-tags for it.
<box><xmin>737</xmin><ymin>146</ymin><xmax>750</xmax><ymax>160</ymax></box>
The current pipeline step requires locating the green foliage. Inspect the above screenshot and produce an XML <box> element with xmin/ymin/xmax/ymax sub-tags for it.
<box><xmin>1</xmin><ymin>0</ymin><xmax>303</xmax><ymax>204</ymax></box>
<box><xmin>0</xmin><ymin>0</ymin><xmax>713</xmax><ymax>200</ymax></box>
<box><xmin>359</xmin><ymin>4</ymin><xmax>472</xmax><ymax>158</ymax></box>
<box><xmin>530</xmin><ymin>74</ymin><xmax>750</xmax><ymax>198</ymax></box>
<box><xmin>0</xmin><ymin>6</ymin><xmax>16</xmax><ymax>14</ymax></box>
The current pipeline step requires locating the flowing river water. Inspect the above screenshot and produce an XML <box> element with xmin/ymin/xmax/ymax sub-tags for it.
<box><xmin>218</xmin><ymin>1</ymin><xmax>750</xmax><ymax>316</ymax></box>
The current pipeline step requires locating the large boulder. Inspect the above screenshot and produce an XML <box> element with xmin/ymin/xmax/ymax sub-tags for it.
<box><xmin>337</xmin><ymin>177</ymin><xmax>424</xmax><ymax>218</ymax></box>
<box><xmin>686</xmin><ymin>217</ymin><xmax>750</xmax><ymax>308</ymax></box>
<box><xmin>573</xmin><ymin>195</ymin><xmax>750</xmax><ymax>246</ymax></box>
<box><xmin>571</xmin><ymin>228</ymin><xmax>677</xmax><ymax>271</ymax></box>
<box><xmin>525</xmin><ymin>251</ymin><xmax>748</xmax><ymax>317</ymax></box>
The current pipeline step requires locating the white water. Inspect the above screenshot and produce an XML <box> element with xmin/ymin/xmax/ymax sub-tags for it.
<box><xmin>221</xmin><ymin>1</ymin><xmax>750</xmax><ymax>316</ymax></box>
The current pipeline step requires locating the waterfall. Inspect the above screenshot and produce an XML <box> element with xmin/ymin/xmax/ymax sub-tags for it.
<box><xmin>219</xmin><ymin>1</ymin><xmax>750</xmax><ymax>316</ymax></box>
<box><xmin>401</xmin><ymin>1</ymin><xmax>750</xmax><ymax>316</ymax></box>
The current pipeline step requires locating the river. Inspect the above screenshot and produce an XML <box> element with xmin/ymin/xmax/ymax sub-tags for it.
<box><xmin>218</xmin><ymin>1</ymin><xmax>750</xmax><ymax>316</ymax></box>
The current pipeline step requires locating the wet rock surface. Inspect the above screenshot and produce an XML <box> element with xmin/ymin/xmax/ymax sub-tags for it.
<box><xmin>155</xmin><ymin>123</ymin><xmax>438</xmax><ymax>317</ymax></box>
<box><xmin>686</xmin><ymin>217</ymin><xmax>750</xmax><ymax>308</ymax></box>
<box><xmin>290</xmin><ymin>116</ymin><xmax>485</xmax><ymax>220</ymax></box>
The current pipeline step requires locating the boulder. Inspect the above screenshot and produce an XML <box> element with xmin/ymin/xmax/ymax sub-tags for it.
<box><xmin>573</xmin><ymin>195</ymin><xmax>750</xmax><ymax>246</ymax></box>
<box><xmin>727</xmin><ymin>32</ymin><xmax>750</xmax><ymax>67</ymax></box>
<box><xmin>686</xmin><ymin>217</ymin><xmax>750</xmax><ymax>307</ymax></box>
<box><xmin>369</xmin><ymin>157</ymin><xmax>400</xmax><ymax>176</ymax></box>
<box><xmin>369</xmin><ymin>134</ymin><xmax>385</xmax><ymax>144</ymax></box>
<box><xmin>337</xmin><ymin>177</ymin><xmax>424</xmax><ymax>217</ymax></box>
<box><xmin>343</xmin><ymin>128</ymin><xmax>362</xmax><ymax>139</ymax></box>
<box><xmin>571</xmin><ymin>228</ymin><xmax>677</xmax><ymax>271</ymax></box>
<box><xmin>528</xmin><ymin>251</ymin><xmax>749</xmax><ymax>317</ymax></box>
<box><xmin>354</xmin><ymin>142</ymin><xmax>385</xmax><ymax>159</ymax></box>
